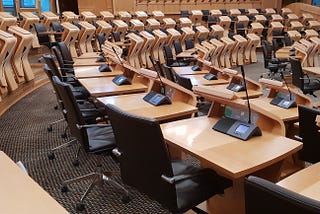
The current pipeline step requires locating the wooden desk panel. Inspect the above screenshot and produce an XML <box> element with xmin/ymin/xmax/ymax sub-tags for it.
<box><xmin>98</xmin><ymin>93</ymin><xmax>198</xmax><ymax>121</ymax></box>
<box><xmin>74</xmin><ymin>66</ymin><xmax>123</xmax><ymax>78</ymax></box>
<box><xmin>277</xmin><ymin>162</ymin><xmax>320</xmax><ymax>201</ymax></box>
<box><xmin>161</xmin><ymin>116</ymin><xmax>302</xmax><ymax>180</ymax></box>
<box><xmin>0</xmin><ymin>151</ymin><xmax>68</xmax><ymax>214</ymax></box>
<box><xmin>251</xmin><ymin>97</ymin><xmax>299</xmax><ymax>122</ymax></box>
<box><xmin>78</xmin><ymin>77</ymin><xmax>148</xmax><ymax>97</ymax></box>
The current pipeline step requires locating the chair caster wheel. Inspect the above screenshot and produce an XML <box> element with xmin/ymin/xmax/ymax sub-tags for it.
<box><xmin>61</xmin><ymin>185</ymin><xmax>69</xmax><ymax>193</ymax></box>
<box><xmin>122</xmin><ymin>195</ymin><xmax>130</xmax><ymax>203</ymax></box>
<box><xmin>47</xmin><ymin>152</ymin><xmax>55</xmax><ymax>160</ymax></box>
<box><xmin>61</xmin><ymin>133</ymin><xmax>67</xmax><ymax>138</ymax></box>
<box><xmin>76</xmin><ymin>203</ymin><xmax>85</xmax><ymax>211</ymax></box>
<box><xmin>47</xmin><ymin>126</ymin><xmax>53</xmax><ymax>132</ymax></box>
<box><xmin>72</xmin><ymin>159</ymin><xmax>80</xmax><ymax>167</ymax></box>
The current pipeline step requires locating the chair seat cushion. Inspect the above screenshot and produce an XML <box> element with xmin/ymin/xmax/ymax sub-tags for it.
<box><xmin>171</xmin><ymin>161</ymin><xmax>232</xmax><ymax>213</ymax></box>
<box><xmin>87</xmin><ymin>126</ymin><xmax>115</xmax><ymax>153</ymax></box>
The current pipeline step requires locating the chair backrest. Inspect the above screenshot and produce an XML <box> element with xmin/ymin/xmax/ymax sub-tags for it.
<box><xmin>50</xmin><ymin>21</ymin><xmax>63</xmax><ymax>42</ymax></box>
<box><xmin>154</xmin><ymin>59</ymin><xmax>165</xmax><ymax>77</ymax></box>
<box><xmin>57</xmin><ymin>41</ymin><xmax>74</xmax><ymax>64</ymax></box>
<box><xmin>174</xmin><ymin>73</ymin><xmax>193</xmax><ymax>91</ymax></box>
<box><xmin>245</xmin><ymin>176</ymin><xmax>320</xmax><ymax>214</ymax></box>
<box><xmin>112</xmin><ymin>31</ymin><xmax>121</xmax><ymax>42</ymax></box>
<box><xmin>52</xmin><ymin>76</ymin><xmax>90</xmax><ymax>151</ymax></box>
<box><xmin>298</xmin><ymin>105</ymin><xmax>320</xmax><ymax>163</ymax></box>
<box><xmin>161</xmin><ymin>64</ymin><xmax>175</xmax><ymax>82</ymax></box>
<box><xmin>284</xmin><ymin>34</ymin><xmax>292</xmax><ymax>46</ymax></box>
<box><xmin>261</xmin><ymin>40</ymin><xmax>273</xmax><ymax>68</ymax></box>
<box><xmin>163</xmin><ymin>44</ymin><xmax>174</xmax><ymax>66</ymax></box>
<box><xmin>180</xmin><ymin>10</ymin><xmax>189</xmax><ymax>17</ymax></box>
<box><xmin>105</xmin><ymin>103</ymin><xmax>177</xmax><ymax>209</ymax></box>
<box><xmin>185</xmin><ymin>38</ymin><xmax>194</xmax><ymax>50</ymax></box>
<box><xmin>173</xmin><ymin>40</ymin><xmax>183</xmax><ymax>55</ymax></box>
<box><xmin>34</xmin><ymin>23</ymin><xmax>50</xmax><ymax>45</ymax></box>
<box><xmin>43</xmin><ymin>64</ymin><xmax>63</xmax><ymax>109</ymax></box>
<box><xmin>42</xmin><ymin>54</ymin><xmax>63</xmax><ymax>79</ymax></box>
<box><xmin>96</xmin><ymin>33</ymin><xmax>107</xmax><ymax>51</ymax></box>
<box><xmin>290</xmin><ymin>57</ymin><xmax>304</xmax><ymax>91</ymax></box>
<box><xmin>51</xmin><ymin>46</ymin><xmax>70</xmax><ymax>76</ymax></box>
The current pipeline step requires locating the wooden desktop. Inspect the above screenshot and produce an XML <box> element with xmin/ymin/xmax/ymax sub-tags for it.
<box><xmin>97</xmin><ymin>69</ymin><xmax>198</xmax><ymax>121</ymax></box>
<box><xmin>0</xmin><ymin>151</ymin><xmax>68</xmax><ymax>214</ymax></box>
<box><xmin>277</xmin><ymin>162</ymin><xmax>320</xmax><ymax>201</ymax></box>
<box><xmin>161</xmin><ymin>87</ymin><xmax>302</xmax><ymax>214</ymax></box>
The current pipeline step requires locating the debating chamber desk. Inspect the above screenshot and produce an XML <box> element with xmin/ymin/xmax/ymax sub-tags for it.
<box><xmin>160</xmin><ymin>87</ymin><xmax>302</xmax><ymax>214</ymax></box>
<box><xmin>97</xmin><ymin>69</ymin><xmax>198</xmax><ymax>122</ymax></box>
<box><xmin>0</xmin><ymin>151</ymin><xmax>68</xmax><ymax>214</ymax></box>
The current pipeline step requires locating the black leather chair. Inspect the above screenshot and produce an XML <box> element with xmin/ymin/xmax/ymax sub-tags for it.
<box><xmin>105</xmin><ymin>103</ymin><xmax>231</xmax><ymax>214</ymax></box>
<box><xmin>295</xmin><ymin>105</ymin><xmax>320</xmax><ymax>163</ymax></box>
<box><xmin>185</xmin><ymin>38</ymin><xmax>195</xmax><ymax>50</ymax></box>
<box><xmin>261</xmin><ymin>40</ymin><xmax>286</xmax><ymax>78</ymax></box>
<box><xmin>245</xmin><ymin>175</ymin><xmax>320</xmax><ymax>214</ymax></box>
<box><xmin>207</xmin><ymin>16</ymin><xmax>218</xmax><ymax>28</ymax></box>
<box><xmin>180</xmin><ymin>10</ymin><xmax>190</xmax><ymax>17</ymax></box>
<box><xmin>43</xmin><ymin>65</ymin><xmax>108</xmax><ymax>160</ymax></box>
<box><xmin>162</xmin><ymin>64</ymin><xmax>176</xmax><ymax>82</ymax></box>
<box><xmin>174</xmin><ymin>72</ymin><xmax>193</xmax><ymax>91</ymax></box>
<box><xmin>52</xmin><ymin>76</ymin><xmax>129</xmax><ymax>211</ymax></box>
<box><xmin>290</xmin><ymin>57</ymin><xmax>320</xmax><ymax>96</ymax></box>
<box><xmin>163</xmin><ymin>45</ymin><xmax>189</xmax><ymax>67</ymax></box>
<box><xmin>34</xmin><ymin>23</ymin><xmax>57</xmax><ymax>49</ymax></box>
<box><xmin>56</xmin><ymin>41</ymin><xmax>75</xmax><ymax>68</ymax></box>
<box><xmin>50</xmin><ymin>21</ymin><xmax>63</xmax><ymax>42</ymax></box>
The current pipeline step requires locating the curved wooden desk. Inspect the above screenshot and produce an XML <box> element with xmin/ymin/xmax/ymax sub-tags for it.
<box><xmin>0</xmin><ymin>151</ymin><xmax>68</xmax><ymax>214</ymax></box>
<box><xmin>161</xmin><ymin>87</ymin><xmax>302</xmax><ymax>214</ymax></box>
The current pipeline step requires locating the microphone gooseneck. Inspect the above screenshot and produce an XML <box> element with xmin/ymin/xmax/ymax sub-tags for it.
<box><xmin>240</xmin><ymin>65</ymin><xmax>251</xmax><ymax>124</ymax></box>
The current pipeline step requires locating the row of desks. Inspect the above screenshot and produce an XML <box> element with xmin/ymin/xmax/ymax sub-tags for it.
<box><xmin>56</xmin><ymin>51</ymin><xmax>310</xmax><ymax>213</ymax></box>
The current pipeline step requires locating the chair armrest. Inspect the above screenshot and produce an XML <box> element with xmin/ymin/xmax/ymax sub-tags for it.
<box><xmin>112</xmin><ymin>147</ymin><xmax>122</xmax><ymax>157</ymax></box>
<box><xmin>161</xmin><ymin>169</ymin><xmax>212</xmax><ymax>184</ymax></box>
<box><xmin>294</xmin><ymin>135</ymin><xmax>303</xmax><ymax>141</ymax></box>
<box><xmin>76</xmin><ymin>124</ymin><xmax>110</xmax><ymax>129</ymax></box>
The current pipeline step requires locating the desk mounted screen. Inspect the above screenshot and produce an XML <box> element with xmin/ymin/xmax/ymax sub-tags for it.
<box><xmin>227</xmin><ymin>83</ymin><xmax>245</xmax><ymax>92</ymax></box>
<box><xmin>99</xmin><ymin>64</ymin><xmax>112</xmax><ymax>72</ymax></box>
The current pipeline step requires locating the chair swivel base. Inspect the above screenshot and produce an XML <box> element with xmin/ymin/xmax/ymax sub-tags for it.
<box><xmin>61</xmin><ymin>167</ymin><xmax>130</xmax><ymax>211</ymax></box>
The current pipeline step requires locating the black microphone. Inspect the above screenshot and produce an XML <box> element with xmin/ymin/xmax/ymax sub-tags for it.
<box><xmin>212</xmin><ymin>65</ymin><xmax>261</xmax><ymax>141</ymax></box>
<box><xmin>269</xmin><ymin>71</ymin><xmax>296</xmax><ymax>109</ymax></box>
<box><xmin>142</xmin><ymin>56</ymin><xmax>171</xmax><ymax>106</ymax></box>
<box><xmin>112</xmin><ymin>46</ymin><xmax>125</xmax><ymax>67</ymax></box>
<box><xmin>110</xmin><ymin>46</ymin><xmax>131</xmax><ymax>85</ymax></box>
<box><xmin>149</xmin><ymin>55</ymin><xmax>165</xmax><ymax>95</ymax></box>
<box><xmin>280</xmin><ymin>71</ymin><xmax>292</xmax><ymax>101</ymax></box>
<box><xmin>240</xmin><ymin>65</ymin><xmax>251</xmax><ymax>124</ymax></box>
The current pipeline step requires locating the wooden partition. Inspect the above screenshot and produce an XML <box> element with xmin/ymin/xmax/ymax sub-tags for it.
<box><xmin>287</xmin><ymin>2</ymin><xmax>320</xmax><ymax>21</ymax></box>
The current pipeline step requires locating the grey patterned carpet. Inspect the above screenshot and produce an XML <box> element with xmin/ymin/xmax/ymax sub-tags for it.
<box><xmin>0</xmin><ymin>83</ymin><xmax>170</xmax><ymax>214</ymax></box>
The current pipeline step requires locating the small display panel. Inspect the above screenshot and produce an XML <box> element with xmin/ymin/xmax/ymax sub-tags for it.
<box><xmin>235</xmin><ymin>124</ymin><xmax>250</xmax><ymax>134</ymax></box>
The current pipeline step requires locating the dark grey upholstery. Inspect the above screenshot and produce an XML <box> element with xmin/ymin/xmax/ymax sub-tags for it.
<box><xmin>245</xmin><ymin>176</ymin><xmax>320</xmax><ymax>214</ymax></box>
<box><xmin>53</xmin><ymin>76</ymin><xmax>128</xmax><ymax>211</ymax></box>
<box><xmin>297</xmin><ymin>105</ymin><xmax>320</xmax><ymax>163</ymax></box>
<box><xmin>106</xmin><ymin>104</ymin><xmax>231</xmax><ymax>214</ymax></box>
<box><xmin>34</xmin><ymin>23</ymin><xmax>57</xmax><ymax>49</ymax></box>
<box><xmin>163</xmin><ymin>45</ymin><xmax>189</xmax><ymax>67</ymax></box>
<box><xmin>290</xmin><ymin>58</ymin><xmax>320</xmax><ymax>96</ymax></box>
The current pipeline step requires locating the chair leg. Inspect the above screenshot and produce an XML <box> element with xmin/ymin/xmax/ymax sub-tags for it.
<box><xmin>47</xmin><ymin>118</ymin><xmax>65</xmax><ymax>132</ymax></box>
<box><xmin>47</xmin><ymin>139</ymin><xmax>77</xmax><ymax>160</ymax></box>
<box><xmin>61</xmin><ymin>161</ymin><xmax>130</xmax><ymax>211</ymax></box>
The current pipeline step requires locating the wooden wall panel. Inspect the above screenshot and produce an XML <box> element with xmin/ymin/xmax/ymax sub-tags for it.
<box><xmin>78</xmin><ymin>0</ymin><xmax>113</xmax><ymax>14</ymax></box>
